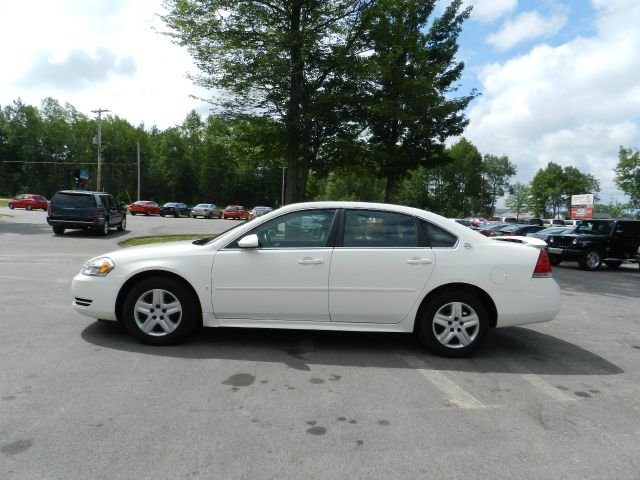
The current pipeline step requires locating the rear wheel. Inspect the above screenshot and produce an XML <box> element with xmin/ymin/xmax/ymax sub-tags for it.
<box><xmin>52</xmin><ymin>226</ymin><xmax>65</xmax><ymax>235</ymax></box>
<box><xmin>26</xmin><ymin>205</ymin><xmax>32</xmax><ymax>211</ymax></box>
<box><xmin>131</xmin><ymin>211</ymin><xmax>137</xmax><ymax>216</ymax></box>
<box><xmin>117</xmin><ymin>215</ymin><xmax>127</xmax><ymax>231</ymax></box>
<box><xmin>579</xmin><ymin>249</ymin><xmax>602</xmax><ymax>271</ymax></box>
<box><xmin>8</xmin><ymin>203</ymin><xmax>14</xmax><ymax>209</ymax></box>
<box><xmin>145</xmin><ymin>210</ymin><xmax>151</xmax><ymax>216</ymax></box>
<box><xmin>122</xmin><ymin>276</ymin><xmax>198</xmax><ymax>345</ymax></box>
<box><xmin>604</xmin><ymin>260</ymin><xmax>622</xmax><ymax>269</ymax></box>
<box><xmin>100</xmin><ymin>218</ymin><xmax>110</xmax><ymax>236</ymax></box>
<box><xmin>416</xmin><ymin>290</ymin><xmax>489</xmax><ymax>357</ymax></box>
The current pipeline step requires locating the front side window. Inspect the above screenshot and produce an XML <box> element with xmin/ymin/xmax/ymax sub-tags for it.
<box><xmin>343</xmin><ymin>210</ymin><xmax>417</xmax><ymax>248</ymax></box>
<box><xmin>253</xmin><ymin>209</ymin><xmax>336</xmax><ymax>248</ymax></box>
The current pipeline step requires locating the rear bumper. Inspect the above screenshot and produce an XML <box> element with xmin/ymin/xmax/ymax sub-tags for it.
<box><xmin>492</xmin><ymin>278</ymin><xmax>561</xmax><ymax>328</ymax></box>
<box><xmin>47</xmin><ymin>218</ymin><xmax>104</xmax><ymax>230</ymax></box>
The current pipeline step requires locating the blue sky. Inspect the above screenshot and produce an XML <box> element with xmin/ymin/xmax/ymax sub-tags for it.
<box><xmin>0</xmin><ymin>0</ymin><xmax>638</xmax><ymax>204</ymax></box>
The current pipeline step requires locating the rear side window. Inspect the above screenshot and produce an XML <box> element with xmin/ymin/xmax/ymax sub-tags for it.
<box><xmin>343</xmin><ymin>210</ymin><xmax>417</xmax><ymax>248</ymax></box>
<box><xmin>422</xmin><ymin>221</ymin><xmax>458</xmax><ymax>248</ymax></box>
<box><xmin>51</xmin><ymin>193</ymin><xmax>96</xmax><ymax>208</ymax></box>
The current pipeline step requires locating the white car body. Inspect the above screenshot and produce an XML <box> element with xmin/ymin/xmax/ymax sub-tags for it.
<box><xmin>71</xmin><ymin>202</ymin><xmax>560</xmax><ymax>348</ymax></box>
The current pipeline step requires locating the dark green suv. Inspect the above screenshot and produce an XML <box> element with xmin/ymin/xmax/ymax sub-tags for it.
<box><xmin>47</xmin><ymin>190</ymin><xmax>126</xmax><ymax>236</ymax></box>
<box><xmin>546</xmin><ymin>219</ymin><xmax>640</xmax><ymax>270</ymax></box>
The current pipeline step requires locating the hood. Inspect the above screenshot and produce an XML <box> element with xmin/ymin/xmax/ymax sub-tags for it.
<box><xmin>86</xmin><ymin>240</ymin><xmax>214</xmax><ymax>264</ymax></box>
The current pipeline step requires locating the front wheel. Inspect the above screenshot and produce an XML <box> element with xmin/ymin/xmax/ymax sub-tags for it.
<box><xmin>117</xmin><ymin>215</ymin><xmax>126</xmax><ymax>231</ymax></box>
<box><xmin>122</xmin><ymin>276</ymin><xmax>198</xmax><ymax>345</ymax></box>
<box><xmin>26</xmin><ymin>205</ymin><xmax>32</xmax><ymax>211</ymax></box>
<box><xmin>549</xmin><ymin>254</ymin><xmax>562</xmax><ymax>266</ymax></box>
<box><xmin>604</xmin><ymin>260</ymin><xmax>622</xmax><ymax>269</ymax></box>
<box><xmin>8</xmin><ymin>203</ymin><xmax>14</xmax><ymax>209</ymax></box>
<box><xmin>131</xmin><ymin>211</ymin><xmax>136</xmax><ymax>216</ymax></box>
<box><xmin>579</xmin><ymin>249</ymin><xmax>602</xmax><ymax>271</ymax></box>
<box><xmin>53</xmin><ymin>226</ymin><xmax>65</xmax><ymax>235</ymax></box>
<box><xmin>416</xmin><ymin>290</ymin><xmax>489</xmax><ymax>357</ymax></box>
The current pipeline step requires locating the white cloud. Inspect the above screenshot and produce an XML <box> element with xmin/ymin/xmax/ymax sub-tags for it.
<box><xmin>487</xmin><ymin>9</ymin><xmax>568</xmax><ymax>51</ymax></box>
<box><xmin>463</xmin><ymin>0</ymin><xmax>518</xmax><ymax>22</ymax></box>
<box><xmin>464</xmin><ymin>1</ymin><xmax>640</xmax><ymax>202</ymax></box>
<box><xmin>0</xmin><ymin>0</ymin><xmax>210</xmax><ymax>129</ymax></box>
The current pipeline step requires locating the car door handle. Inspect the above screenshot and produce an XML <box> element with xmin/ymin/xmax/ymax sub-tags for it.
<box><xmin>298</xmin><ymin>257</ymin><xmax>324</xmax><ymax>265</ymax></box>
<box><xmin>406</xmin><ymin>258</ymin><xmax>433</xmax><ymax>265</ymax></box>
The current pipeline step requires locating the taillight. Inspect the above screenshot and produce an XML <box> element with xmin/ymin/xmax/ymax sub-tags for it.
<box><xmin>94</xmin><ymin>208</ymin><xmax>101</xmax><ymax>219</ymax></box>
<box><xmin>533</xmin><ymin>250</ymin><xmax>552</xmax><ymax>278</ymax></box>
<box><xmin>47</xmin><ymin>203</ymin><xmax>51</xmax><ymax>215</ymax></box>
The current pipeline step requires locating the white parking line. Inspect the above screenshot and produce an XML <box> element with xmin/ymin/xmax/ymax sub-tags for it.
<box><xmin>499</xmin><ymin>357</ymin><xmax>577</xmax><ymax>402</ymax></box>
<box><xmin>403</xmin><ymin>355</ymin><xmax>487</xmax><ymax>409</ymax></box>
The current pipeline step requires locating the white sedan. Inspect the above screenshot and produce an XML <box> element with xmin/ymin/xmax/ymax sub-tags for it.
<box><xmin>71</xmin><ymin>202</ymin><xmax>560</xmax><ymax>357</ymax></box>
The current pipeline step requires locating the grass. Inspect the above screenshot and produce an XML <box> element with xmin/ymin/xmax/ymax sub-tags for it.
<box><xmin>0</xmin><ymin>199</ymin><xmax>8</xmax><ymax>208</ymax></box>
<box><xmin>119</xmin><ymin>233</ymin><xmax>214</xmax><ymax>248</ymax></box>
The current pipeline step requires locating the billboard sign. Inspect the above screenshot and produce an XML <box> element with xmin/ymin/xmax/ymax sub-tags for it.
<box><xmin>571</xmin><ymin>194</ymin><xmax>594</xmax><ymax>207</ymax></box>
<box><xmin>570</xmin><ymin>194</ymin><xmax>594</xmax><ymax>219</ymax></box>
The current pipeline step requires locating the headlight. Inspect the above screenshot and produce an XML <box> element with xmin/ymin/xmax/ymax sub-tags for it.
<box><xmin>81</xmin><ymin>257</ymin><xmax>115</xmax><ymax>277</ymax></box>
<box><xmin>549</xmin><ymin>237</ymin><xmax>554</xmax><ymax>243</ymax></box>
<box><xmin>572</xmin><ymin>238</ymin><xmax>578</xmax><ymax>245</ymax></box>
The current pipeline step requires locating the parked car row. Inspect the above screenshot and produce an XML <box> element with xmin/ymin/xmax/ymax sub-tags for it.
<box><xmin>127</xmin><ymin>201</ymin><xmax>273</xmax><ymax>221</ymax></box>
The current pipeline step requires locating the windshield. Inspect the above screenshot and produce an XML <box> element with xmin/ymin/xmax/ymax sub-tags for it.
<box><xmin>575</xmin><ymin>220</ymin><xmax>614</xmax><ymax>236</ymax></box>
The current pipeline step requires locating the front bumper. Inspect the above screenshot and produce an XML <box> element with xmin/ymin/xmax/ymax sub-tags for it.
<box><xmin>547</xmin><ymin>247</ymin><xmax>582</xmax><ymax>259</ymax></box>
<box><xmin>71</xmin><ymin>273</ymin><xmax>122</xmax><ymax>321</ymax></box>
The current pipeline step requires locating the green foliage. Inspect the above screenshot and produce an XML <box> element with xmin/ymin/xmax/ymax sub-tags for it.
<box><xmin>505</xmin><ymin>182</ymin><xmax>531</xmax><ymax>218</ymax></box>
<box><xmin>360</xmin><ymin>0</ymin><xmax>477</xmax><ymax>202</ymax></box>
<box><xmin>615</xmin><ymin>146</ymin><xmax>640</xmax><ymax>209</ymax></box>
<box><xmin>529</xmin><ymin>162</ymin><xmax>599</xmax><ymax>217</ymax></box>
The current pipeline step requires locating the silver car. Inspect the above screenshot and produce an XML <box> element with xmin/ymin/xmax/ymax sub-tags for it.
<box><xmin>190</xmin><ymin>203</ymin><xmax>220</xmax><ymax>219</ymax></box>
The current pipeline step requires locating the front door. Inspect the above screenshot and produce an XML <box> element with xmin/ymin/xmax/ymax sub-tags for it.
<box><xmin>212</xmin><ymin>209</ymin><xmax>337</xmax><ymax>321</ymax></box>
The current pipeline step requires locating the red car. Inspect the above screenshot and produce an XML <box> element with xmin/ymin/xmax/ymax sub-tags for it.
<box><xmin>129</xmin><ymin>200</ymin><xmax>161</xmax><ymax>216</ymax></box>
<box><xmin>222</xmin><ymin>205</ymin><xmax>249</xmax><ymax>220</ymax></box>
<box><xmin>8</xmin><ymin>194</ymin><xmax>48</xmax><ymax>211</ymax></box>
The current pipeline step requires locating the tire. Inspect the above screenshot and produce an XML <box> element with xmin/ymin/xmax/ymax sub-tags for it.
<box><xmin>604</xmin><ymin>260</ymin><xmax>622</xmax><ymax>269</ymax></box>
<box><xmin>416</xmin><ymin>290</ymin><xmax>489</xmax><ymax>358</ymax></box>
<box><xmin>579</xmin><ymin>249</ymin><xmax>602</xmax><ymax>271</ymax></box>
<box><xmin>131</xmin><ymin>211</ymin><xmax>137</xmax><ymax>216</ymax></box>
<box><xmin>8</xmin><ymin>203</ymin><xmax>14</xmax><ymax>209</ymax></box>
<box><xmin>145</xmin><ymin>210</ymin><xmax>150</xmax><ymax>216</ymax></box>
<box><xmin>160</xmin><ymin>213</ymin><xmax>165</xmax><ymax>217</ymax></box>
<box><xmin>52</xmin><ymin>226</ymin><xmax>65</xmax><ymax>235</ymax></box>
<box><xmin>122</xmin><ymin>276</ymin><xmax>198</xmax><ymax>345</ymax></box>
<box><xmin>117</xmin><ymin>215</ymin><xmax>127</xmax><ymax>231</ymax></box>
<box><xmin>26</xmin><ymin>205</ymin><xmax>32</xmax><ymax>211</ymax></box>
<box><xmin>174</xmin><ymin>213</ymin><xmax>179</xmax><ymax>218</ymax></box>
<box><xmin>192</xmin><ymin>215</ymin><xmax>197</xmax><ymax>219</ymax></box>
<box><xmin>100</xmin><ymin>218</ymin><xmax>110</xmax><ymax>236</ymax></box>
<box><xmin>549</xmin><ymin>254</ymin><xmax>562</xmax><ymax>266</ymax></box>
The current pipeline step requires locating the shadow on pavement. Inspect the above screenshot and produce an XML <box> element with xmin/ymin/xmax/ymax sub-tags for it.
<box><xmin>81</xmin><ymin>322</ymin><xmax>623</xmax><ymax>376</ymax></box>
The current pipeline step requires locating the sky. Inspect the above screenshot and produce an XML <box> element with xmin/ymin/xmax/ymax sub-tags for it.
<box><xmin>0</xmin><ymin>0</ymin><xmax>639</xmax><ymax>205</ymax></box>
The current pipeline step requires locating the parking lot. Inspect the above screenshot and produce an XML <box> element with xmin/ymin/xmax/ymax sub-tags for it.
<box><xmin>1</xmin><ymin>207</ymin><xmax>639</xmax><ymax>480</ymax></box>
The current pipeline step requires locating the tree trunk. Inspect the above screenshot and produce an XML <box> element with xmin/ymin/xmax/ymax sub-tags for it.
<box><xmin>284</xmin><ymin>2</ymin><xmax>303</xmax><ymax>204</ymax></box>
<box><xmin>384</xmin><ymin>173</ymin><xmax>398</xmax><ymax>203</ymax></box>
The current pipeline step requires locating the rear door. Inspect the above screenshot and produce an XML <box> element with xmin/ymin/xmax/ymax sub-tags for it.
<box><xmin>328</xmin><ymin>209</ymin><xmax>436</xmax><ymax>324</ymax></box>
<box><xmin>50</xmin><ymin>193</ymin><xmax>96</xmax><ymax>221</ymax></box>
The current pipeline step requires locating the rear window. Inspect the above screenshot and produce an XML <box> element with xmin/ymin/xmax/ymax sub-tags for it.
<box><xmin>51</xmin><ymin>193</ymin><xmax>96</xmax><ymax>208</ymax></box>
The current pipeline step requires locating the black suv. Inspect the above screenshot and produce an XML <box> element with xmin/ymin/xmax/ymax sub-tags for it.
<box><xmin>47</xmin><ymin>190</ymin><xmax>126</xmax><ymax>236</ymax></box>
<box><xmin>546</xmin><ymin>219</ymin><xmax>640</xmax><ymax>270</ymax></box>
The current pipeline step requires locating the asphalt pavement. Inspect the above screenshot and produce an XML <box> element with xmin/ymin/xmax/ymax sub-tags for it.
<box><xmin>1</xmin><ymin>207</ymin><xmax>639</xmax><ymax>480</ymax></box>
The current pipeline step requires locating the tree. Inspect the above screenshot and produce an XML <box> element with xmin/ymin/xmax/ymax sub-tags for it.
<box><xmin>615</xmin><ymin>146</ymin><xmax>640</xmax><ymax>209</ymax></box>
<box><xmin>482</xmin><ymin>154</ymin><xmax>516</xmax><ymax>217</ymax></box>
<box><xmin>360</xmin><ymin>0</ymin><xmax>477</xmax><ymax>202</ymax></box>
<box><xmin>505</xmin><ymin>182</ymin><xmax>530</xmax><ymax>220</ymax></box>
<box><xmin>162</xmin><ymin>0</ymin><xmax>372</xmax><ymax>203</ymax></box>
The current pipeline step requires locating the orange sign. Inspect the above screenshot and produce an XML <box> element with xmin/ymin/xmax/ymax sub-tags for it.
<box><xmin>570</xmin><ymin>207</ymin><xmax>592</xmax><ymax>219</ymax></box>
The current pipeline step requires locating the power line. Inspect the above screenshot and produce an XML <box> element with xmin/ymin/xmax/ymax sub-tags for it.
<box><xmin>1</xmin><ymin>161</ymin><xmax>137</xmax><ymax>165</ymax></box>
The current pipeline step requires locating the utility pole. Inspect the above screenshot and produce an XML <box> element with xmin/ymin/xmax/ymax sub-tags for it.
<box><xmin>281</xmin><ymin>166</ymin><xmax>286</xmax><ymax>207</ymax></box>
<box><xmin>137</xmin><ymin>140</ymin><xmax>141</xmax><ymax>201</ymax></box>
<box><xmin>91</xmin><ymin>108</ymin><xmax>110</xmax><ymax>191</ymax></box>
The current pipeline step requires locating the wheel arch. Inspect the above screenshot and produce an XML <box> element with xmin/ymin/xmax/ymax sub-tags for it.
<box><xmin>115</xmin><ymin>270</ymin><xmax>203</xmax><ymax>324</ymax></box>
<box><xmin>414</xmin><ymin>283</ymin><xmax>498</xmax><ymax>331</ymax></box>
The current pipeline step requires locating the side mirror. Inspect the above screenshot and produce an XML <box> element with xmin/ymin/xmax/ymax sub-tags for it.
<box><xmin>238</xmin><ymin>234</ymin><xmax>260</xmax><ymax>248</ymax></box>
